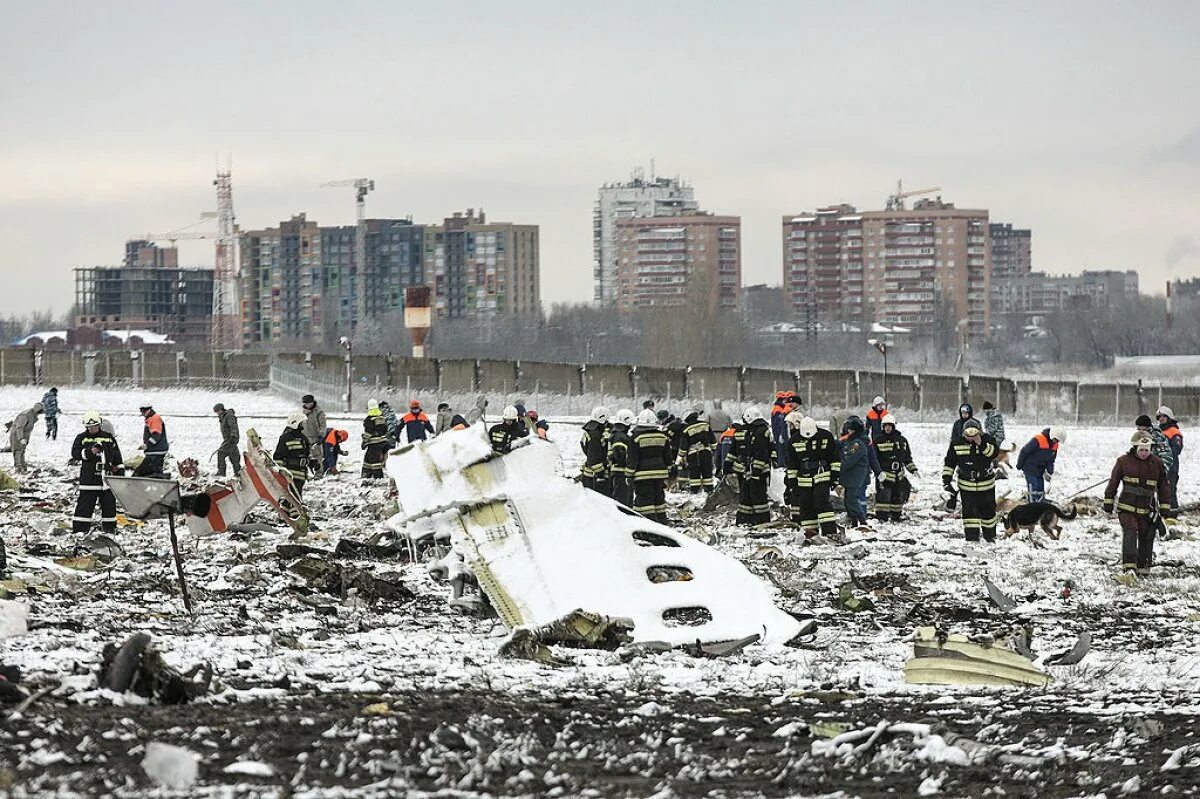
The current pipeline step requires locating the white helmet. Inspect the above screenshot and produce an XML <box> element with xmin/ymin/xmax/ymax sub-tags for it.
<box><xmin>502</xmin><ymin>405</ymin><xmax>519</xmax><ymax>421</ymax></box>
<box><xmin>616</xmin><ymin>409</ymin><xmax>636</xmax><ymax>426</ymax></box>
<box><xmin>799</xmin><ymin>416</ymin><xmax>818</xmax><ymax>439</ymax></box>
<box><xmin>1048</xmin><ymin>427</ymin><xmax>1067</xmax><ymax>444</ymax></box>
<box><xmin>881</xmin><ymin>413</ymin><xmax>897</xmax><ymax>426</ymax></box>
<box><xmin>82</xmin><ymin>410</ymin><xmax>102</xmax><ymax>427</ymax></box>
<box><xmin>636</xmin><ymin>409</ymin><xmax>659</xmax><ymax>426</ymax></box>
<box><xmin>785</xmin><ymin>409</ymin><xmax>804</xmax><ymax>429</ymax></box>
<box><xmin>591</xmin><ymin>406</ymin><xmax>610</xmax><ymax>423</ymax></box>
<box><xmin>1157</xmin><ymin>406</ymin><xmax>1174</xmax><ymax>419</ymax></box>
<box><xmin>367</xmin><ymin>398</ymin><xmax>380</xmax><ymax>411</ymax></box>
<box><xmin>743</xmin><ymin>405</ymin><xmax>764</xmax><ymax>423</ymax></box>
<box><xmin>285</xmin><ymin>411</ymin><xmax>305</xmax><ymax>430</ymax></box>
<box><xmin>872</xmin><ymin>396</ymin><xmax>886</xmax><ymax>408</ymax></box>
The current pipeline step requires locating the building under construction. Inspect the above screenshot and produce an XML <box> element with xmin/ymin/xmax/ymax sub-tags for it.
<box><xmin>74</xmin><ymin>262</ymin><xmax>215</xmax><ymax>348</ymax></box>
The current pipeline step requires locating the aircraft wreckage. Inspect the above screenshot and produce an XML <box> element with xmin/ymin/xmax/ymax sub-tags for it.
<box><xmin>384</xmin><ymin>428</ymin><xmax>803</xmax><ymax>649</ymax></box>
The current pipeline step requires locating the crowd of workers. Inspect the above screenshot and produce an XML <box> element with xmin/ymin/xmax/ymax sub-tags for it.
<box><xmin>1</xmin><ymin>386</ymin><xmax>1186</xmax><ymax>575</ymax></box>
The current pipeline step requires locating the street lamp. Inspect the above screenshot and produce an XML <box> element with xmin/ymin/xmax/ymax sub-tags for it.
<box><xmin>867</xmin><ymin>337</ymin><xmax>889</xmax><ymax>401</ymax></box>
<box><xmin>340</xmin><ymin>336</ymin><xmax>354</xmax><ymax>413</ymax></box>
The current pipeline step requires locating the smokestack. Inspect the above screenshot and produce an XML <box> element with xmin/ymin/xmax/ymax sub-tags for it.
<box><xmin>1166</xmin><ymin>279</ymin><xmax>1173</xmax><ymax>329</ymax></box>
<box><xmin>404</xmin><ymin>285</ymin><xmax>432</xmax><ymax>358</ymax></box>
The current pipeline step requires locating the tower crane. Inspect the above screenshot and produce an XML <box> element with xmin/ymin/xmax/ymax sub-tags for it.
<box><xmin>129</xmin><ymin>231</ymin><xmax>217</xmax><ymax>246</ymax></box>
<box><xmin>885</xmin><ymin>180</ymin><xmax>942</xmax><ymax>211</ymax></box>
<box><xmin>320</xmin><ymin>178</ymin><xmax>375</xmax><ymax>331</ymax></box>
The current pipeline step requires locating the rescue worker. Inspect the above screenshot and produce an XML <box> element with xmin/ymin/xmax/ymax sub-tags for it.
<box><xmin>41</xmin><ymin>387</ymin><xmax>59</xmax><ymax>440</ymax></box>
<box><xmin>580</xmin><ymin>406</ymin><xmax>611</xmax><ymax>495</ymax></box>
<box><xmin>661</xmin><ymin>410</ymin><xmax>687</xmax><ymax>465</ymax></box>
<box><xmin>950</xmin><ymin>403</ymin><xmax>976</xmax><ymax>445</ymax></box>
<box><xmin>607</xmin><ymin>409</ymin><xmax>636</xmax><ymax>507</ymax></box>
<box><xmin>527</xmin><ymin>410</ymin><xmax>549</xmax><ymax>439</ymax></box>
<box><xmin>362</xmin><ymin>399</ymin><xmax>391</xmax><ymax>480</ymax></box>
<box><xmin>628</xmin><ymin>409</ymin><xmax>673</xmax><ymax>523</ymax></box>
<box><xmin>715</xmin><ymin>421</ymin><xmax>737</xmax><ymax>479</ymax></box>
<box><xmin>449</xmin><ymin>414</ymin><xmax>470</xmax><ymax>431</ymax></box>
<box><xmin>1156</xmin><ymin>406</ymin><xmax>1184</xmax><ymax>522</ymax></box>
<box><xmin>1016</xmin><ymin>427</ymin><xmax>1066</xmax><ymax>503</ymax></box>
<box><xmin>1136</xmin><ymin>414</ymin><xmax>1175</xmax><ymax>478</ymax></box>
<box><xmin>379</xmin><ymin>400</ymin><xmax>400</xmax><ymax>446</ymax></box>
<box><xmin>734</xmin><ymin>406</ymin><xmax>773</xmax><ymax>526</ymax></box>
<box><xmin>982</xmin><ymin>401</ymin><xmax>1006</xmax><ymax>445</ymax></box>
<box><xmin>213</xmin><ymin>403</ymin><xmax>241</xmax><ymax>477</ymax></box>
<box><xmin>943</xmin><ymin>417</ymin><xmax>999</xmax><ymax>543</ymax></box>
<box><xmin>301</xmin><ymin>395</ymin><xmax>327</xmax><ymax>476</ymax></box>
<box><xmin>488</xmin><ymin>405</ymin><xmax>525</xmax><ymax>454</ymax></box>
<box><xmin>865</xmin><ymin>396</ymin><xmax>888</xmax><ymax>442</ymax></box>
<box><xmin>435</xmin><ymin>402</ymin><xmax>454</xmax><ymax>436</ymax></box>
<box><xmin>872</xmin><ymin>413</ymin><xmax>918</xmax><ymax>522</ymax></box>
<box><xmin>784</xmin><ymin>412</ymin><xmax>840</xmax><ymax>538</ymax></box>
<box><xmin>839</xmin><ymin>416</ymin><xmax>871</xmax><ymax>527</ymax></box>
<box><xmin>70</xmin><ymin>411</ymin><xmax>123</xmax><ymax>535</ymax></box>
<box><xmin>322</xmin><ymin>428</ymin><xmax>349</xmax><ymax>474</ymax></box>
<box><xmin>1104</xmin><ymin>432</ymin><xmax>1172</xmax><ymax>575</ymax></box>
<box><xmin>7</xmin><ymin>403</ymin><xmax>42</xmax><ymax>473</ymax></box>
<box><xmin>274</xmin><ymin>412</ymin><xmax>310</xmax><ymax>496</ymax></box>
<box><xmin>679</xmin><ymin>409</ymin><xmax>716</xmax><ymax>493</ymax></box>
<box><xmin>771</xmin><ymin>391</ymin><xmax>801</xmax><ymax>466</ymax></box>
<box><xmin>400</xmin><ymin>400</ymin><xmax>435</xmax><ymax>443</ymax></box>
<box><xmin>707</xmin><ymin>399</ymin><xmax>732</xmax><ymax>441</ymax></box>
<box><xmin>134</xmin><ymin>404</ymin><xmax>168</xmax><ymax>478</ymax></box>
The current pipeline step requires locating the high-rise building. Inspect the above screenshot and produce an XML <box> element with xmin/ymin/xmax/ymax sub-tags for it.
<box><xmin>74</xmin><ymin>265</ymin><xmax>214</xmax><ymax>347</ymax></box>
<box><xmin>239</xmin><ymin>214</ymin><xmax>426</xmax><ymax>344</ymax></box>
<box><xmin>615</xmin><ymin>214</ymin><xmax>740</xmax><ymax>311</ymax></box>
<box><xmin>989</xmin><ymin>223</ymin><xmax>1032</xmax><ymax>281</ymax></box>
<box><xmin>594</xmin><ymin>169</ymin><xmax>698</xmax><ymax>304</ymax></box>
<box><xmin>783</xmin><ymin>198</ymin><xmax>991</xmax><ymax>337</ymax></box>
<box><xmin>994</xmin><ymin>269</ymin><xmax>1139</xmax><ymax>319</ymax></box>
<box><xmin>423</xmin><ymin>209</ymin><xmax>539</xmax><ymax>318</ymax></box>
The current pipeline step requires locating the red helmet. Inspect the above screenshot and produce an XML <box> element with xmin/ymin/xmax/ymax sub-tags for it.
<box><xmin>528</xmin><ymin>410</ymin><xmax>539</xmax><ymax>420</ymax></box>
<box><xmin>409</xmin><ymin>399</ymin><xmax>420</xmax><ymax>410</ymax></box>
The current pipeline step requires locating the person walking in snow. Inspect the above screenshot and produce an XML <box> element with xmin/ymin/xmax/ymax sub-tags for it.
<box><xmin>1105</xmin><ymin>432</ymin><xmax>1172</xmax><ymax>576</ymax></box>
<box><xmin>41</xmin><ymin>387</ymin><xmax>60</xmax><ymax>440</ymax></box>
<box><xmin>982</xmin><ymin>401</ymin><xmax>1006</xmax><ymax>445</ymax></box>
<box><xmin>1016</xmin><ymin>427</ymin><xmax>1066</xmax><ymax>503</ymax></box>
<box><xmin>839</xmin><ymin>416</ymin><xmax>871</xmax><ymax>527</ymax></box>
<box><xmin>213</xmin><ymin>403</ymin><xmax>241</xmax><ymax>477</ymax></box>
<box><xmin>784</xmin><ymin>413</ymin><xmax>840</xmax><ymax>538</ymax></box>
<box><xmin>362</xmin><ymin>399</ymin><xmax>391</xmax><ymax>480</ymax></box>
<box><xmin>943</xmin><ymin>418</ymin><xmax>999</xmax><ymax>543</ymax></box>
<box><xmin>274</xmin><ymin>412</ymin><xmax>310</xmax><ymax>496</ymax></box>
<box><xmin>488</xmin><ymin>406</ymin><xmax>526</xmax><ymax>454</ymax></box>
<box><xmin>872</xmin><ymin>413</ymin><xmax>918</xmax><ymax>522</ymax></box>
<box><xmin>950</xmin><ymin>403</ymin><xmax>976</xmax><ymax>445</ymax></box>
<box><xmin>378</xmin><ymin>400</ymin><xmax>400</xmax><ymax>446</ymax></box>
<box><xmin>400</xmin><ymin>400</ymin><xmax>434</xmax><ymax>443</ymax></box>
<box><xmin>133</xmin><ymin>405</ymin><xmax>168</xmax><ymax>478</ymax></box>
<box><xmin>70</xmin><ymin>411</ymin><xmax>123</xmax><ymax>535</ymax></box>
<box><xmin>301</xmin><ymin>395</ymin><xmax>327</xmax><ymax>477</ymax></box>
<box><xmin>1156</xmin><ymin>406</ymin><xmax>1184</xmax><ymax>523</ymax></box>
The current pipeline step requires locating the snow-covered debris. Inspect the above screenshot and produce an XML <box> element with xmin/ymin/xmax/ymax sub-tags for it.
<box><xmin>141</xmin><ymin>742</ymin><xmax>200</xmax><ymax>789</ymax></box>
<box><xmin>223</xmin><ymin>760</ymin><xmax>276</xmax><ymax>777</ymax></box>
<box><xmin>0</xmin><ymin>599</ymin><xmax>29</xmax><ymax>639</ymax></box>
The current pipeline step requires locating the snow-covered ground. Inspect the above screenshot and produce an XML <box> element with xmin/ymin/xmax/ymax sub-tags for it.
<box><xmin>3</xmin><ymin>385</ymin><xmax>1200</xmax><ymax>797</ymax></box>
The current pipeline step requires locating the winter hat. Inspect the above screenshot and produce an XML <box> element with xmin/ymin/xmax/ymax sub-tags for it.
<box><xmin>367</xmin><ymin>398</ymin><xmax>380</xmax><ymax>411</ymax></box>
<box><xmin>49</xmin><ymin>387</ymin><xmax>58</xmax><ymax>394</ymax></box>
<box><xmin>656</xmin><ymin>409</ymin><xmax>670</xmax><ymax>423</ymax></box>
<box><xmin>963</xmin><ymin>418</ymin><xmax>983</xmax><ymax>434</ymax></box>
<box><xmin>213</xmin><ymin>403</ymin><xmax>225</xmax><ymax>413</ymax></box>
<box><xmin>302</xmin><ymin>394</ymin><xmax>315</xmax><ymax>404</ymax></box>
<box><xmin>1131</xmin><ymin>432</ymin><xmax>1153</xmax><ymax>450</ymax></box>
<box><xmin>982</xmin><ymin>401</ymin><xmax>994</xmax><ymax>410</ymax></box>
<box><xmin>1157</xmin><ymin>406</ymin><xmax>1174</xmax><ymax>419</ymax></box>
<box><xmin>1136</xmin><ymin>414</ymin><xmax>1153</xmax><ymax>428</ymax></box>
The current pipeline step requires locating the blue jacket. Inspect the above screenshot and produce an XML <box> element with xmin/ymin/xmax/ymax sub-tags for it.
<box><xmin>1016</xmin><ymin>429</ymin><xmax>1058</xmax><ymax>476</ymax></box>
<box><xmin>41</xmin><ymin>391</ymin><xmax>59</xmax><ymax>419</ymax></box>
<box><xmin>401</xmin><ymin>410</ymin><xmax>434</xmax><ymax>442</ymax></box>
<box><xmin>839</xmin><ymin>431</ymin><xmax>871</xmax><ymax>488</ymax></box>
<box><xmin>770</xmin><ymin>410</ymin><xmax>789</xmax><ymax>447</ymax></box>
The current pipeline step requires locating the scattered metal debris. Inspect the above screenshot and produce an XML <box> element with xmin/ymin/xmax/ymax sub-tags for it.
<box><xmin>984</xmin><ymin>578</ymin><xmax>1017</xmax><ymax>612</ymax></box>
<box><xmin>287</xmin><ymin>555</ymin><xmax>413</xmax><ymax>603</ymax></box>
<box><xmin>904</xmin><ymin>625</ymin><xmax>1050</xmax><ymax>687</ymax></box>
<box><xmin>499</xmin><ymin>609</ymin><xmax>635</xmax><ymax>665</ymax></box>
<box><xmin>1045</xmin><ymin>631</ymin><xmax>1092</xmax><ymax>666</ymax></box>
<box><xmin>98</xmin><ymin>633</ymin><xmax>212</xmax><ymax>703</ymax></box>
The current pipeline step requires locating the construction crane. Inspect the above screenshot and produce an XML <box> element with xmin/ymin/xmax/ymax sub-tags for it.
<box><xmin>885</xmin><ymin>180</ymin><xmax>942</xmax><ymax>211</ymax></box>
<box><xmin>320</xmin><ymin>178</ymin><xmax>375</xmax><ymax>331</ymax></box>
<box><xmin>130</xmin><ymin>231</ymin><xmax>217</xmax><ymax>246</ymax></box>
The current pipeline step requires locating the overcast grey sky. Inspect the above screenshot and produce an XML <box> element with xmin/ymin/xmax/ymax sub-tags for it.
<box><xmin>2</xmin><ymin>1</ymin><xmax>1198</xmax><ymax>317</ymax></box>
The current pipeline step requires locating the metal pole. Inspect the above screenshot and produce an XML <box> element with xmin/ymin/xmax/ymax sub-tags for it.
<box><xmin>345</xmin><ymin>340</ymin><xmax>354</xmax><ymax>413</ymax></box>
<box><xmin>883</xmin><ymin>346</ymin><xmax>889</xmax><ymax>403</ymax></box>
<box><xmin>167</xmin><ymin>512</ymin><xmax>193</xmax><ymax>615</ymax></box>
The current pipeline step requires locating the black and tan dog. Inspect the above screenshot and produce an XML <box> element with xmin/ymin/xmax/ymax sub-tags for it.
<box><xmin>1002</xmin><ymin>501</ymin><xmax>1077</xmax><ymax>540</ymax></box>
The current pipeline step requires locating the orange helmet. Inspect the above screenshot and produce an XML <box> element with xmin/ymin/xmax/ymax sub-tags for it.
<box><xmin>409</xmin><ymin>399</ymin><xmax>420</xmax><ymax>410</ymax></box>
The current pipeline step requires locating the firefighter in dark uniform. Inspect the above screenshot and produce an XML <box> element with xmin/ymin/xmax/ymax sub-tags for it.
<box><xmin>628</xmin><ymin>409</ymin><xmax>672</xmax><ymax>523</ymax></box>
<box><xmin>580</xmin><ymin>406</ymin><xmax>611</xmax><ymax>495</ymax></box>
<box><xmin>70</xmin><ymin>411</ymin><xmax>124</xmax><ymax>535</ymax></box>
<box><xmin>785</xmin><ymin>412</ymin><xmax>840</xmax><ymax>537</ymax></box>
<box><xmin>735</xmin><ymin>405</ymin><xmax>774</xmax><ymax>526</ymax></box>
<box><xmin>943</xmin><ymin>417</ymin><xmax>998</xmax><ymax>542</ymax></box>
<box><xmin>362</xmin><ymin>399</ymin><xmax>391</xmax><ymax>481</ymax></box>
<box><xmin>1105</xmin><ymin>432</ymin><xmax>1172</xmax><ymax>575</ymax></box>
<box><xmin>274</xmin><ymin>412</ymin><xmax>311</xmax><ymax>497</ymax></box>
<box><xmin>872</xmin><ymin>413</ymin><xmax>918</xmax><ymax>522</ymax></box>
<box><xmin>489</xmin><ymin>406</ymin><xmax>526</xmax><ymax>454</ymax></box>
<box><xmin>607</xmin><ymin>409</ymin><xmax>636</xmax><ymax>507</ymax></box>
<box><xmin>679</xmin><ymin>409</ymin><xmax>716</xmax><ymax>493</ymax></box>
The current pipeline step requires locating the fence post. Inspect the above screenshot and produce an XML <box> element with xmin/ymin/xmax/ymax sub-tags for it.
<box><xmin>1114</xmin><ymin>383</ymin><xmax>1120</xmax><ymax>423</ymax></box>
<box><xmin>1074</xmin><ymin>383</ymin><xmax>1081</xmax><ymax>425</ymax></box>
<box><xmin>807</xmin><ymin>378</ymin><xmax>813</xmax><ymax>408</ymax></box>
<box><xmin>629</xmin><ymin>365</ymin><xmax>638</xmax><ymax>398</ymax></box>
<box><xmin>684</xmin><ymin>366</ymin><xmax>692</xmax><ymax>398</ymax></box>
<box><xmin>737</xmin><ymin>367</ymin><xmax>745</xmax><ymax>404</ymax></box>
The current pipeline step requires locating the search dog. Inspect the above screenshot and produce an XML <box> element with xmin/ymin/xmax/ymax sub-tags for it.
<box><xmin>1000</xmin><ymin>499</ymin><xmax>1077</xmax><ymax>541</ymax></box>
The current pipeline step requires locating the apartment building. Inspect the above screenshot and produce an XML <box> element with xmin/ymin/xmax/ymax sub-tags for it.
<box><xmin>994</xmin><ymin>269</ymin><xmax>1139</xmax><ymax>319</ymax></box>
<box><xmin>615</xmin><ymin>214</ymin><xmax>740</xmax><ymax>311</ymax></box>
<box><xmin>989</xmin><ymin>223</ymin><xmax>1032</xmax><ymax>281</ymax></box>
<box><xmin>423</xmin><ymin>209</ymin><xmax>539</xmax><ymax>319</ymax></box>
<box><xmin>594</xmin><ymin>170</ymin><xmax>698</xmax><ymax>304</ymax></box>
<box><xmin>783</xmin><ymin>198</ymin><xmax>991</xmax><ymax>338</ymax></box>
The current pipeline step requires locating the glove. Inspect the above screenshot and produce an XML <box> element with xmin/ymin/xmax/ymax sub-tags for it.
<box><xmin>944</xmin><ymin>489</ymin><xmax>958</xmax><ymax>511</ymax></box>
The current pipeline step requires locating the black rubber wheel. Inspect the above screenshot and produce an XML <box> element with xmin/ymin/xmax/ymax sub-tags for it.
<box><xmin>105</xmin><ymin>633</ymin><xmax>151</xmax><ymax>693</ymax></box>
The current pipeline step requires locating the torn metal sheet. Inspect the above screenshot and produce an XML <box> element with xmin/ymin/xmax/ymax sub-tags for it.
<box><xmin>904</xmin><ymin>626</ymin><xmax>1050</xmax><ymax>688</ymax></box>
<box><xmin>984</xmin><ymin>578</ymin><xmax>1018</xmax><ymax>612</ymax></box>
<box><xmin>1045</xmin><ymin>631</ymin><xmax>1092</xmax><ymax>666</ymax></box>
<box><xmin>182</xmin><ymin>429</ymin><xmax>308</xmax><ymax>537</ymax></box>
<box><xmin>386</xmin><ymin>432</ymin><xmax>803</xmax><ymax>647</ymax></box>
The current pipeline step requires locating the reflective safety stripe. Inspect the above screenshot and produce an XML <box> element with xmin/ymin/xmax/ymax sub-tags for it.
<box><xmin>958</xmin><ymin>478</ymin><xmax>995</xmax><ymax>491</ymax></box>
<box><xmin>633</xmin><ymin>470</ymin><xmax>670</xmax><ymax>481</ymax></box>
<box><xmin>78</xmin><ymin>484</ymin><xmax>109</xmax><ymax>490</ymax></box>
